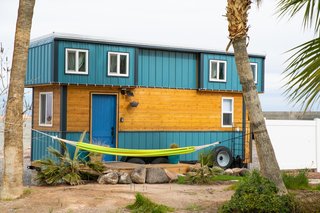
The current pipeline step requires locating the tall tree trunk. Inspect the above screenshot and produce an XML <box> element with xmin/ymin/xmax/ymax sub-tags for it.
<box><xmin>0</xmin><ymin>0</ymin><xmax>35</xmax><ymax>199</ymax></box>
<box><xmin>232</xmin><ymin>37</ymin><xmax>287</xmax><ymax>195</ymax></box>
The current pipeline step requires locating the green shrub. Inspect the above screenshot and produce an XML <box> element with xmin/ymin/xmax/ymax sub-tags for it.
<box><xmin>199</xmin><ymin>150</ymin><xmax>213</xmax><ymax>167</ymax></box>
<box><xmin>35</xmin><ymin>139</ymin><xmax>104</xmax><ymax>185</ymax></box>
<box><xmin>220</xmin><ymin>171</ymin><xmax>297</xmax><ymax>213</ymax></box>
<box><xmin>282</xmin><ymin>171</ymin><xmax>310</xmax><ymax>190</ymax></box>
<box><xmin>127</xmin><ymin>193</ymin><xmax>174</xmax><ymax>213</ymax></box>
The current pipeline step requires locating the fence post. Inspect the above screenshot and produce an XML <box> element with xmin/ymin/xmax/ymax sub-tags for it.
<box><xmin>315</xmin><ymin>118</ymin><xmax>320</xmax><ymax>172</ymax></box>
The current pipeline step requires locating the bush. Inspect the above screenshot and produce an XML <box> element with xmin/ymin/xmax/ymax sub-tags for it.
<box><xmin>282</xmin><ymin>171</ymin><xmax>310</xmax><ymax>190</ymax></box>
<box><xmin>127</xmin><ymin>193</ymin><xmax>174</xmax><ymax>213</ymax></box>
<box><xmin>35</xmin><ymin>140</ymin><xmax>105</xmax><ymax>185</ymax></box>
<box><xmin>220</xmin><ymin>171</ymin><xmax>297</xmax><ymax>213</ymax></box>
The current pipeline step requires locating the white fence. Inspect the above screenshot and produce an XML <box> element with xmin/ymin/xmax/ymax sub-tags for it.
<box><xmin>266</xmin><ymin>119</ymin><xmax>320</xmax><ymax>172</ymax></box>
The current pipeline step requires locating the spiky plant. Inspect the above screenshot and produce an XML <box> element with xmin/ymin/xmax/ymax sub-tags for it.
<box><xmin>35</xmin><ymin>133</ymin><xmax>104</xmax><ymax>185</ymax></box>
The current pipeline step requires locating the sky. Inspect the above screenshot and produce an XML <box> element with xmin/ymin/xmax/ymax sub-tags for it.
<box><xmin>0</xmin><ymin>0</ymin><xmax>315</xmax><ymax>111</ymax></box>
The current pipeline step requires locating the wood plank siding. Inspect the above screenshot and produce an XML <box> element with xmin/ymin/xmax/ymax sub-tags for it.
<box><xmin>33</xmin><ymin>85</ymin><xmax>60</xmax><ymax>131</ymax></box>
<box><xmin>66</xmin><ymin>86</ymin><xmax>244</xmax><ymax>132</ymax></box>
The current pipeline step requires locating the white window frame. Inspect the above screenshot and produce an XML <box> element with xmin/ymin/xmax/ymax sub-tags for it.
<box><xmin>39</xmin><ymin>92</ymin><xmax>53</xmax><ymax>127</ymax></box>
<box><xmin>250</xmin><ymin>62</ymin><xmax>258</xmax><ymax>84</ymax></box>
<box><xmin>107</xmin><ymin>52</ymin><xmax>129</xmax><ymax>77</ymax></box>
<box><xmin>209</xmin><ymin>60</ymin><xmax>227</xmax><ymax>82</ymax></box>
<box><xmin>65</xmin><ymin>48</ymin><xmax>89</xmax><ymax>74</ymax></box>
<box><xmin>221</xmin><ymin>97</ymin><xmax>234</xmax><ymax>128</ymax></box>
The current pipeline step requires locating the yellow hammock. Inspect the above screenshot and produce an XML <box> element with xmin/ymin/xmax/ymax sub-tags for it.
<box><xmin>33</xmin><ymin>129</ymin><xmax>220</xmax><ymax>157</ymax></box>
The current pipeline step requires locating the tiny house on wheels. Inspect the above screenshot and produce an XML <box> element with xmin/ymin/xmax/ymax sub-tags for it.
<box><xmin>26</xmin><ymin>33</ymin><xmax>265</xmax><ymax>169</ymax></box>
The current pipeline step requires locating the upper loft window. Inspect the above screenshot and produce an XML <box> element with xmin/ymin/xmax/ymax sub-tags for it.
<box><xmin>250</xmin><ymin>63</ymin><xmax>258</xmax><ymax>84</ymax></box>
<box><xmin>39</xmin><ymin>92</ymin><xmax>53</xmax><ymax>127</ymax></box>
<box><xmin>108</xmin><ymin>52</ymin><xmax>129</xmax><ymax>77</ymax></box>
<box><xmin>209</xmin><ymin>60</ymin><xmax>227</xmax><ymax>82</ymax></box>
<box><xmin>221</xmin><ymin>97</ymin><xmax>233</xmax><ymax>127</ymax></box>
<box><xmin>65</xmin><ymin>48</ymin><xmax>88</xmax><ymax>74</ymax></box>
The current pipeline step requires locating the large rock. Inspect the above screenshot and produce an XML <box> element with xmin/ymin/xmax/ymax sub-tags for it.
<box><xmin>224</xmin><ymin>169</ymin><xmax>234</xmax><ymax>175</ymax></box>
<box><xmin>232</xmin><ymin>168</ymin><xmax>242</xmax><ymax>176</ymax></box>
<box><xmin>98</xmin><ymin>172</ymin><xmax>119</xmax><ymax>184</ymax></box>
<box><xmin>130</xmin><ymin>167</ymin><xmax>146</xmax><ymax>184</ymax></box>
<box><xmin>164</xmin><ymin>169</ymin><xmax>178</xmax><ymax>182</ymax></box>
<box><xmin>239</xmin><ymin>168</ymin><xmax>250</xmax><ymax>176</ymax></box>
<box><xmin>118</xmin><ymin>172</ymin><xmax>132</xmax><ymax>184</ymax></box>
<box><xmin>146</xmin><ymin>168</ymin><xmax>170</xmax><ymax>184</ymax></box>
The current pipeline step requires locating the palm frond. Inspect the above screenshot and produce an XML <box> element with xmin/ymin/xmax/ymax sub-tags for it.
<box><xmin>283</xmin><ymin>37</ymin><xmax>320</xmax><ymax>110</ymax></box>
<box><xmin>277</xmin><ymin>0</ymin><xmax>320</xmax><ymax>32</ymax></box>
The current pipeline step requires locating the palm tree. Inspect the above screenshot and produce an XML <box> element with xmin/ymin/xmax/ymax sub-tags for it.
<box><xmin>278</xmin><ymin>0</ymin><xmax>320</xmax><ymax>110</ymax></box>
<box><xmin>226</xmin><ymin>0</ymin><xmax>287</xmax><ymax>194</ymax></box>
<box><xmin>0</xmin><ymin>0</ymin><xmax>36</xmax><ymax>199</ymax></box>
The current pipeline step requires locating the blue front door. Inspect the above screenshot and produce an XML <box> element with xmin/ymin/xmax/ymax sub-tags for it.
<box><xmin>91</xmin><ymin>94</ymin><xmax>116</xmax><ymax>161</ymax></box>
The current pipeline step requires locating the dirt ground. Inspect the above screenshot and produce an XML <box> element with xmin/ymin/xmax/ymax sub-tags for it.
<box><xmin>0</xmin><ymin>183</ymin><xmax>234</xmax><ymax>213</ymax></box>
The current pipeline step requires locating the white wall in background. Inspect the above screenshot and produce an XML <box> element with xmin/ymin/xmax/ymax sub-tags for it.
<box><xmin>265</xmin><ymin>119</ymin><xmax>320</xmax><ymax>172</ymax></box>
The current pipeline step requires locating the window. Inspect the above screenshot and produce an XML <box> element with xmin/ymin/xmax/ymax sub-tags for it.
<box><xmin>108</xmin><ymin>52</ymin><xmax>129</xmax><ymax>77</ymax></box>
<box><xmin>209</xmin><ymin>60</ymin><xmax>227</xmax><ymax>82</ymax></box>
<box><xmin>250</xmin><ymin>63</ymin><xmax>258</xmax><ymax>84</ymax></box>
<box><xmin>222</xmin><ymin>97</ymin><xmax>233</xmax><ymax>127</ymax></box>
<box><xmin>65</xmin><ymin>48</ymin><xmax>88</xmax><ymax>74</ymax></box>
<box><xmin>39</xmin><ymin>92</ymin><xmax>53</xmax><ymax>126</ymax></box>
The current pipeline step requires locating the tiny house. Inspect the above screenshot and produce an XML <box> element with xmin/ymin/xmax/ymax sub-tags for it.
<box><xmin>26</xmin><ymin>33</ymin><xmax>265</xmax><ymax>166</ymax></box>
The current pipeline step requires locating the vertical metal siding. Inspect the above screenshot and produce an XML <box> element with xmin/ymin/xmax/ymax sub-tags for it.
<box><xmin>57</xmin><ymin>41</ymin><xmax>135</xmax><ymax>86</ymax></box>
<box><xmin>138</xmin><ymin>49</ymin><xmax>197</xmax><ymax>89</ymax></box>
<box><xmin>118</xmin><ymin>131</ymin><xmax>243</xmax><ymax>161</ymax></box>
<box><xmin>25</xmin><ymin>42</ymin><xmax>53</xmax><ymax>85</ymax></box>
<box><xmin>201</xmin><ymin>53</ymin><xmax>264</xmax><ymax>93</ymax></box>
<box><xmin>65</xmin><ymin>132</ymin><xmax>90</xmax><ymax>159</ymax></box>
<box><xmin>31</xmin><ymin>131</ymin><xmax>61</xmax><ymax>161</ymax></box>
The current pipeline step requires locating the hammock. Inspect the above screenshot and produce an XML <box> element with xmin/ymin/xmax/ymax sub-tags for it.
<box><xmin>33</xmin><ymin>129</ymin><xmax>221</xmax><ymax>157</ymax></box>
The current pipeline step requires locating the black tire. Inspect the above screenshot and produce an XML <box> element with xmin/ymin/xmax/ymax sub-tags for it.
<box><xmin>212</xmin><ymin>146</ymin><xmax>233</xmax><ymax>169</ymax></box>
<box><xmin>127</xmin><ymin>158</ymin><xmax>146</xmax><ymax>164</ymax></box>
<box><xmin>151</xmin><ymin>157</ymin><xmax>169</xmax><ymax>164</ymax></box>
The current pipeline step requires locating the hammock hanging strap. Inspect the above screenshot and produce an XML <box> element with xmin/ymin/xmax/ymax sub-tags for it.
<box><xmin>32</xmin><ymin>129</ymin><xmax>220</xmax><ymax>157</ymax></box>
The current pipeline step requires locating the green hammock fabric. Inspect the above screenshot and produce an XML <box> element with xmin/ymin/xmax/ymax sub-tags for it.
<box><xmin>76</xmin><ymin>142</ymin><xmax>196</xmax><ymax>157</ymax></box>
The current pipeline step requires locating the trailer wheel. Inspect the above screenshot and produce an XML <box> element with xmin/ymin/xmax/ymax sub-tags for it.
<box><xmin>213</xmin><ymin>146</ymin><xmax>233</xmax><ymax>169</ymax></box>
<box><xmin>151</xmin><ymin>157</ymin><xmax>169</xmax><ymax>164</ymax></box>
<box><xmin>127</xmin><ymin>158</ymin><xmax>145</xmax><ymax>164</ymax></box>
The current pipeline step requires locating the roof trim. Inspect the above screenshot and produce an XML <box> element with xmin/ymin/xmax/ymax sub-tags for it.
<box><xmin>30</xmin><ymin>32</ymin><xmax>266</xmax><ymax>58</ymax></box>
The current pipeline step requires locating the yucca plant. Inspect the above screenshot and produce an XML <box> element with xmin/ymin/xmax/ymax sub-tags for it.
<box><xmin>35</xmin><ymin>133</ymin><xmax>105</xmax><ymax>185</ymax></box>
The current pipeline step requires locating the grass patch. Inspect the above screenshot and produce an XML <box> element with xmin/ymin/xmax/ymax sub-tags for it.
<box><xmin>211</xmin><ymin>175</ymin><xmax>243</xmax><ymax>182</ymax></box>
<box><xmin>282</xmin><ymin>171</ymin><xmax>309</xmax><ymax>190</ymax></box>
<box><xmin>22</xmin><ymin>188</ymin><xmax>32</xmax><ymax>197</ymax></box>
<box><xmin>127</xmin><ymin>193</ymin><xmax>174</xmax><ymax>213</ymax></box>
<box><xmin>185</xmin><ymin>203</ymin><xmax>205</xmax><ymax>212</ymax></box>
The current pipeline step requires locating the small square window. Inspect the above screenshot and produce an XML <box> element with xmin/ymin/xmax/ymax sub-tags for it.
<box><xmin>209</xmin><ymin>60</ymin><xmax>227</xmax><ymax>82</ymax></box>
<box><xmin>65</xmin><ymin>48</ymin><xmax>88</xmax><ymax>74</ymax></box>
<box><xmin>250</xmin><ymin>63</ymin><xmax>258</xmax><ymax>84</ymax></box>
<box><xmin>222</xmin><ymin>98</ymin><xmax>233</xmax><ymax>127</ymax></box>
<box><xmin>39</xmin><ymin>92</ymin><xmax>53</xmax><ymax>126</ymax></box>
<box><xmin>107</xmin><ymin>52</ymin><xmax>129</xmax><ymax>77</ymax></box>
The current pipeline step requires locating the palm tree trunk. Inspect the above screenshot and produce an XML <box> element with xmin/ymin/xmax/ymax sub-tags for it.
<box><xmin>232</xmin><ymin>37</ymin><xmax>287</xmax><ymax>195</ymax></box>
<box><xmin>0</xmin><ymin>0</ymin><xmax>35</xmax><ymax>199</ymax></box>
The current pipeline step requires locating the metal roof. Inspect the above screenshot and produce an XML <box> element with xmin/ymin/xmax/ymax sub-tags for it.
<box><xmin>30</xmin><ymin>32</ymin><xmax>266</xmax><ymax>58</ymax></box>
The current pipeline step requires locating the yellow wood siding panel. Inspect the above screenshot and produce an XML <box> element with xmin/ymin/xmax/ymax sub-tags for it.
<box><xmin>66</xmin><ymin>86</ymin><xmax>244</xmax><ymax>132</ymax></box>
<box><xmin>33</xmin><ymin>86</ymin><xmax>60</xmax><ymax>131</ymax></box>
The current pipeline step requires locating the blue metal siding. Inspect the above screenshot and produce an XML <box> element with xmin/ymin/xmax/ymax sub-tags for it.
<box><xmin>118</xmin><ymin>131</ymin><xmax>243</xmax><ymax>161</ymax></box>
<box><xmin>57</xmin><ymin>41</ymin><xmax>135</xmax><ymax>86</ymax></box>
<box><xmin>201</xmin><ymin>54</ymin><xmax>264</xmax><ymax>93</ymax></box>
<box><xmin>65</xmin><ymin>132</ymin><xmax>90</xmax><ymax>159</ymax></box>
<box><xmin>25</xmin><ymin>42</ymin><xmax>53</xmax><ymax>86</ymax></box>
<box><xmin>138</xmin><ymin>49</ymin><xmax>197</xmax><ymax>89</ymax></box>
<box><xmin>31</xmin><ymin>131</ymin><xmax>61</xmax><ymax>161</ymax></box>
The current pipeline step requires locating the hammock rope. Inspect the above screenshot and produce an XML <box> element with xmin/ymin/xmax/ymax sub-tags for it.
<box><xmin>32</xmin><ymin>129</ymin><xmax>221</xmax><ymax>157</ymax></box>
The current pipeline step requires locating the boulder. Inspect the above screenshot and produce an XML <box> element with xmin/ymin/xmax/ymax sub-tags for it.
<box><xmin>224</xmin><ymin>168</ymin><xmax>234</xmax><ymax>175</ymax></box>
<box><xmin>146</xmin><ymin>168</ymin><xmax>170</xmax><ymax>184</ymax></box>
<box><xmin>130</xmin><ymin>167</ymin><xmax>146</xmax><ymax>184</ymax></box>
<box><xmin>188</xmin><ymin>163</ymin><xmax>201</xmax><ymax>172</ymax></box>
<box><xmin>164</xmin><ymin>169</ymin><xmax>178</xmax><ymax>181</ymax></box>
<box><xmin>118</xmin><ymin>172</ymin><xmax>132</xmax><ymax>184</ymax></box>
<box><xmin>98</xmin><ymin>172</ymin><xmax>119</xmax><ymax>184</ymax></box>
<box><xmin>239</xmin><ymin>168</ymin><xmax>250</xmax><ymax>176</ymax></box>
<box><xmin>232</xmin><ymin>168</ymin><xmax>242</xmax><ymax>176</ymax></box>
<box><xmin>102</xmin><ymin>169</ymin><xmax>114</xmax><ymax>174</ymax></box>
